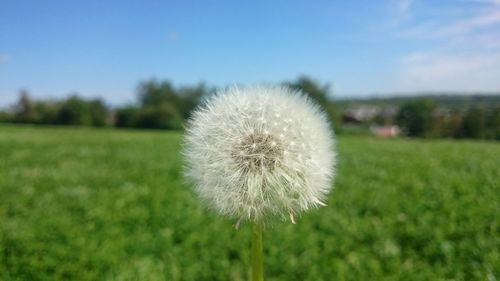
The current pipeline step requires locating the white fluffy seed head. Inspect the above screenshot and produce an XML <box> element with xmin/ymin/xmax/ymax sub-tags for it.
<box><xmin>182</xmin><ymin>85</ymin><xmax>336</xmax><ymax>222</ymax></box>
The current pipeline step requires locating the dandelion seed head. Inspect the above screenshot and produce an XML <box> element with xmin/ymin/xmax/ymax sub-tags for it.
<box><xmin>183</xmin><ymin>85</ymin><xmax>336</xmax><ymax>222</ymax></box>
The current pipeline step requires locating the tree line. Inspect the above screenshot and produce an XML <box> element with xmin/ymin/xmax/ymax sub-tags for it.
<box><xmin>0</xmin><ymin>77</ymin><xmax>340</xmax><ymax>131</ymax></box>
<box><xmin>0</xmin><ymin>77</ymin><xmax>498</xmax><ymax>140</ymax></box>
<box><xmin>395</xmin><ymin>99</ymin><xmax>500</xmax><ymax>140</ymax></box>
<box><xmin>3</xmin><ymin>90</ymin><xmax>109</xmax><ymax>127</ymax></box>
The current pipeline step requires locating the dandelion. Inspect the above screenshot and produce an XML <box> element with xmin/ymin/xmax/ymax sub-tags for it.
<box><xmin>183</xmin><ymin>85</ymin><xmax>336</xmax><ymax>281</ymax></box>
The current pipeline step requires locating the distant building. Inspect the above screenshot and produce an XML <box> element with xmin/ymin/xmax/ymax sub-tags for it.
<box><xmin>342</xmin><ymin>105</ymin><xmax>379</xmax><ymax>123</ymax></box>
<box><xmin>370</xmin><ymin>125</ymin><xmax>400</xmax><ymax>138</ymax></box>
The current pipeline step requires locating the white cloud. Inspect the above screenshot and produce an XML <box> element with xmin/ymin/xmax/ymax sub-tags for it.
<box><xmin>389</xmin><ymin>0</ymin><xmax>415</xmax><ymax>26</ymax></box>
<box><xmin>437</xmin><ymin>10</ymin><xmax>500</xmax><ymax>36</ymax></box>
<box><xmin>394</xmin><ymin>0</ymin><xmax>500</xmax><ymax>92</ymax></box>
<box><xmin>397</xmin><ymin>0</ymin><xmax>414</xmax><ymax>20</ymax></box>
<box><xmin>398</xmin><ymin>51</ymin><xmax>500</xmax><ymax>91</ymax></box>
<box><xmin>470</xmin><ymin>32</ymin><xmax>500</xmax><ymax>49</ymax></box>
<box><xmin>400</xmin><ymin>9</ymin><xmax>500</xmax><ymax>39</ymax></box>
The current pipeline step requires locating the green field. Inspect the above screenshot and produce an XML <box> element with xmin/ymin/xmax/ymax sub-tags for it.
<box><xmin>0</xmin><ymin>125</ymin><xmax>498</xmax><ymax>281</ymax></box>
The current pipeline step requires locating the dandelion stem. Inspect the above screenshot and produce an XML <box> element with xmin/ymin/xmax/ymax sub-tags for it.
<box><xmin>251</xmin><ymin>221</ymin><xmax>264</xmax><ymax>281</ymax></box>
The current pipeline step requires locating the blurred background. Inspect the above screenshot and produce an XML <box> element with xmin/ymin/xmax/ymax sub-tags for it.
<box><xmin>1</xmin><ymin>0</ymin><xmax>499</xmax><ymax>138</ymax></box>
<box><xmin>0</xmin><ymin>1</ymin><xmax>499</xmax><ymax>280</ymax></box>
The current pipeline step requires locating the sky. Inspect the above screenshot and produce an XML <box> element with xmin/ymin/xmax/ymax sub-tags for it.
<box><xmin>1</xmin><ymin>0</ymin><xmax>500</xmax><ymax>106</ymax></box>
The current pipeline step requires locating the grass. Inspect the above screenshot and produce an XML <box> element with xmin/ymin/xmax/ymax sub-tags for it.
<box><xmin>0</xmin><ymin>124</ymin><xmax>498</xmax><ymax>281</ymax></box>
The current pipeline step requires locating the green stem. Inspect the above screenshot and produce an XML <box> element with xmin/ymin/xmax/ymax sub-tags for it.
<box><xmin>251</xmin><ymin>221</ymin><xmax>264</xmax><ymax>281</ymax></box>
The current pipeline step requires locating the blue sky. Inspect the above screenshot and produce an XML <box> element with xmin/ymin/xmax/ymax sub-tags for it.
<box><xmin>1</xmin><ymin>0</ymin><xmax>500</xmax><ymax>106</ymax></box>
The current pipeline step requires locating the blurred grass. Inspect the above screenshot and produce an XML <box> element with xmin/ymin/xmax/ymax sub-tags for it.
<box><xmin>0</xmin><ymin>124</ymin><xmax>498</xmax><ymax>281</ymax></box>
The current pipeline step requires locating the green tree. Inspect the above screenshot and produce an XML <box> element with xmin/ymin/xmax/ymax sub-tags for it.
<box><xmin>56</xmin><ymin>95</ymin><xmax>91</xmax><ymax>125</ymax></box>
<box><xmin>485</xmin><ymin>106</ymin><xmax>500</xmax><ymax>140</ymax></box>
<box><xmin>461</xmin><ymin>106</ymin><xmax>486</xmax><ymax>139</ymax></box>
<box><xmin>177</xmin><ymin>83</ymin><xmax>210</xmax><ymax>119</ymax></box>
<box><xmin>396</xmin><ymin>99</ymin><xmax>436</xmax><ymax>137</ymax></box>
<box><xmin>88</xmin><ymin>99</ymin><xmax>108</xmax><ymax>126</ymax></box>
<box><xmin>0</xmin><ymin>110</ymin><xmax>11</xmax><ymax>122</ymax></box>
<box><xmin>115</xmin><ymin>106</ymin><xmax>140</xmax><ymax>128</ymax></box>
<box><xmin>34</xmin><ymin>101</ymin><xmax>60</xmax><ymax>124</ymax></box>
<box><xmin>13</xmin><ymin>90</ymin><xmax>37</xmax><ymax>123</ymax></box>
<box><xmin>441</xmin><ymin>111</ymin><xmax>463</xmax><ymax>138</ymax></box>
<box><xmin>136</xmin><ymin>104</ymin><xmax>183</xmax><ymax>130</ymax></box>
<box><xmin>138</xmin><ymin>80</ymin><xmax>182</xmax><ymax>108</ymax></box>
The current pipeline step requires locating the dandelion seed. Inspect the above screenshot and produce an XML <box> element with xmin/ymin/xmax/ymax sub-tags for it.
<box><xmin>182</xmin><ymin>85</ymin><xmax>336</xmax><ymax>222</ymax></box>
<box><xmin>289</xmin><ymin>212</ymin><xmax>296</xmax><ymax>224</ymax></box>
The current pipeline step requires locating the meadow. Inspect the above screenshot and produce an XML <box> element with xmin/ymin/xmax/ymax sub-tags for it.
<box><xmin>0</xmin><ymin>125</ymin><xmax>498</xmax><ymax>281</ymax></box>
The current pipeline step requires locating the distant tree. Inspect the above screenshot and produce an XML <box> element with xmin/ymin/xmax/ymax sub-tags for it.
<box><xmin>13</xmin><ymin>90</ymin><xmax>37</xmax><ymax>123</ymax></box>
<box><xmin>177</xmin><ymin>83</ymin><xmax>210</xmax><ymax>119</ymax></box>
<box><xmin>396</xmin><ymin>99</ymin><xmax>436</xmax><ymax>137</ymax></box>
<box><xmin>285</xmin><ymin>76</ymin><xmax>340</xmax><ymax>129</ymax></box>
<box><xmin>441</xmin><ymin>111</ymin><xmax>463</xmax><ymax>138</ymax></box>
<box><xmin>138</xmin><ymin>80</ymin><xmax>182</xmax><ymax>108</ymax></box>
<box><xmin>485</xmin><ymin>106</ymin><xmax>500</xmax><ymax>140</ymax></box>
<box><xmin>0</xmin><ymin>110</ymin><xmax>11</xmax><ymax>122</ymax></box>
<box><xmin>56</xmin><ymin>95</ymin><xmax>91</xmax><ymax>125</ymax></box>
<box><xmin>115</xmin><ymin>106</ymin><xmax>140</xmax><ymax>128</ymax></box>
<box><xmin>34</xmin><ymin>101</ymin><xmax>60</xmax><ymax>124</ymax></box>
<box><xmin>460</xmin><ymin>106</ymin><xmax>486</xmax><ymax>139</ymax></box>
<box><xmin>373</xmin><ymin>112</ymin><xmax>392</xmax><ymax>126</ymax></box>
<box><xmin>88</xmin><ymin>99</ymin><xmax>108</xmax><ymax>126</ymax></box>
<box><xmin>136</xmin><ymin>104</ymin><xmax>183</xmax><ymax>129</ymax></box>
